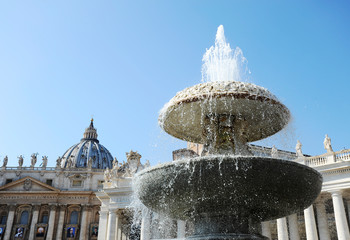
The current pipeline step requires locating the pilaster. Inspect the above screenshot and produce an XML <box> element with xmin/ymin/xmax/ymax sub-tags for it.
<box><xmin>106</xmin><ymin>209</ymin><xmax>118</xmax><ymax>240</ymax></box>
<box><xmin>56</xmin><ymin>204</ymin><xmax>67</xmax><ymax>240</ymax></box>
<box><xmin>79</xmin><ymin>205</ymin><xmax>91</xmax><ymax>240</ymax></box>
<box><xmin>3</xmin><ymin>204</ymin><xmax>16</xmax><ymax>240</ymax></box>
<box><xmin>46</xmin><ymin>204</ymin><xmax>57</xmax><ymax>240</ymax></box>
<box><xmin>315</xmin><ymin>200</ymin><xmax>331</xmax><ymax>240</ymax></box>
<box><xmin>28</xmin><ymin>204</ymin><xmax>41</xmax><ymax>240</ymax></box>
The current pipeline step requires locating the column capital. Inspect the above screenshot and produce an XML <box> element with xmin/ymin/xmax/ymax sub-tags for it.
<box><xmin>81</xmin><ymin>204</ymin><xmax>92</xmax><ymax>211</ymax></box>
<box><xmin>33</xmin><ymin>204</ymin><xmax>41</xmax><ymax>211</ymax></box>
<box><xmin>49</xmin><ymin>204</ymin><xmax>58</xmax><ymax>211</ymax></box>
<box><xmin>58</xmin><ymin>204</ymin><xmax>67</xmax><ymax>210</ymax></box>
<box><xmin>8</xmin><ymin>204</ymin><xmax>16</xmax><ymax>211</ymax></box>
<box><xmin>329</xmin><ymin>189</ymin><xmax>344</xmax><ymax>196</ymax></box>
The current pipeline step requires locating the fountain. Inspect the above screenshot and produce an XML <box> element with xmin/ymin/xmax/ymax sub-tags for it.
<box><xmin>135</xmin><ymin>26</ymin><xmax>322</xmax><ymax>239</ymax></box>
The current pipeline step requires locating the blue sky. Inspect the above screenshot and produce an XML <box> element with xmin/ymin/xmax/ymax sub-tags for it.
<box><xmin>0</xmin><ymin>1</ymin><xmax>349</xmax><ymax>167</ymax></box>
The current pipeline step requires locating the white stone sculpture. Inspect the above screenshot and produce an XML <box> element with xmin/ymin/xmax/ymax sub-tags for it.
<box><xmin>271</xmin><ymin>146</ymin><xmax>278</xmax><ymax>158</ymax></box>
<box><xmin>104</xmin><ymin>168</ymin><xmax>112</xmax><ymax>182</ymax></box>
<box><xmin>87</xmin><ymin>157</ymin><xmax>93</xmax><ymax>169</ymax></box>
<box><xmin>56</xmin><ymin>157</ymin><xmax>62</xmax><ymax>168</ymax></box>
<box><xmin>144</xmin><ymin>160</ymin><xmax>150</xmax><ymax>168</ymax></box>
<box><xmin>324</xmin><ymin>134</ymin><xmax>333</xmax><ymax>153</ymax></box>
<box><xmin>2</xmin><ymin>156</ymin><xmax>8</xmax><ymax>168</ymax></box>
<box><xmin>30</xmin><ymin>153</ymin><xmax>38</xmax><ymax>168</ymax></box>
<box><xmin>18</xmin><ymin>155</ymin><xmax>24</xmax><ymax>167</ymax></box>
<box><xmin>296</xmin><ymin>140</ymin><xmax>304</xmax><ymax>158</ymax></box>
<box><xmin>42</xmin><ymin>156</ymin><xmax>48</xmax><ymax>169</ymax></box>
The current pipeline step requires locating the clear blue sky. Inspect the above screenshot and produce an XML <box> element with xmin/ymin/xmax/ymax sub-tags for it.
<box><xmin>0</xmin><ymin>1</ymin><xmax>349</xmax><ymax>167</ymax></box>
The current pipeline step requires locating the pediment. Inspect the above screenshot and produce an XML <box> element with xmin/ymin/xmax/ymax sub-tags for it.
<box><xmin>0</xmin><ymin>176</ymin><xmax>60</xmax><ymax>192</ymax></box>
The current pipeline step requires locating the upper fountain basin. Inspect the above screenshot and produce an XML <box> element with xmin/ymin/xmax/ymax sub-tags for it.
<box><xmin>159</xmin><ymin>81</ymin><xmax>290</xmax><ymax>143</ymax></box>
<box><xmin>135</xmin><ymin>155</ymin><xmax>323</xmax><ymax>222</ymax></box>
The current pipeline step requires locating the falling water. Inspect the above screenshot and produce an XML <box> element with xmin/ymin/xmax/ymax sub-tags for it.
<box><xmin>201</xmin><ymin>25</ymin><xmax>250</xmax><ymax>83</ymax></box>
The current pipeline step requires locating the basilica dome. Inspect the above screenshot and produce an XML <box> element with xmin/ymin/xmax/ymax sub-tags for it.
<box><xmin>61</xmin><ymin>119</ymin><xmax>114</xmax><ymax>169</ymax></box>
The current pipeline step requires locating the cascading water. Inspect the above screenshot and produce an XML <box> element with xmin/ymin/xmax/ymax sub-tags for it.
<box><xmin>134</xmin><ymin>25</ymin><xmax>322</xmax><ymax>240</ymax></box>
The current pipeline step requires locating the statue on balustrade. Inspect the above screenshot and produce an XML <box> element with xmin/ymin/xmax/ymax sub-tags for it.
<box><xmin>324</xmin><ymin>134</ymin><xmax>333</xmax><ymax>153</ymax></box>
<box><xmin>56</xmin><ymin>157</ymin><xmax>62</xmax><ymax>168</ymax></box>
<box><xmin>271</xmin><ymin>145</ymin><xmax>278</xmax><ymax>158</ymax></box>
<box><xmin>30</xmin><ymin>153</ymin><xmax>38</xmax><ymax>168</ymax></box>
<box><xmin>18</xmin><ymin>155</ymin><xmax>24</xmax><ymax>167</ymax></box>
<box><xmin>2</xmin><ymin>156</ymin><xmax>8</xmax><ymax>168</ymax></box>
<box><xmin>41</xmin><ymin>156</ymin><xmax>48</xmax><ymax>169</ymax></box>
<box><xmin>296</xmin><ymin>140</ymin><xmax>304</xmax><ymax>158</ymax></box>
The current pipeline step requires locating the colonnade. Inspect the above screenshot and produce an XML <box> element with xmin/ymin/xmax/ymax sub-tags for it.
<box><xmin>2</xmin><ymin>203</ymin><xmax>97</xmax><ymax>240</ymax></box>
<box><xmin>263</xmin><ymin>190</ymin><xmax>350</xmax><ymax>240</ymax></box>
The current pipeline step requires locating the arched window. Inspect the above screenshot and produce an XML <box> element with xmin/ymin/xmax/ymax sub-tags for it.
<box><xmin>20</xmin><ymin>211</ymin><xmax>29</xmax><ymax>224</ymax></box>
<box><xmin>70</xmin><ymin>211</ymin><xmax>78</xmax><ymax>224</ymax></box>
<box><xmin>41</xmin><ymin>211</ymin><xmax>49</xmax><ymax>224</ymax></box>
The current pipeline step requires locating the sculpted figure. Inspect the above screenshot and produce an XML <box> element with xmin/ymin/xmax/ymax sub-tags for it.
<box><xmin>30</xmin><ymin>153</ymin><xmax>38</xmax><ymax>168</ymax></box>
<box><xmin>42</xmin><ymin>156</ymin><xmax>48</xmax><ymax>169</ymax></box>
<box><xmin>144</xmin><ymin>160</ymin><xmax>150</xmax><ymax>168</ymax></box>
<box><xmin>56</xmin><ymin>157</ymin><xmax>62</xmax><ymax>168</ymax></box>
<box><xmin>295</xmin><ymin>140</ymin><xmax>303</xmax><ymax>158</ymax></box>
<box><xmin>126</xmin><ymin>150</ymin><xmax>142</xmax><ymax>175</ymax></box>
<box><xmin>104</xmin><ymin>168</ymin><xmax>111</xmax><ymax>182</ymax></box>
<box><xmin>323</xmin><ymin>134</ymin><xmax>333</xmax><ymax>153</ymax></box>
<box><xmin>18</xmin><ymin>155</ymin><xmax>24</xmax><ymax>167</ymax></box>
<box><xmin>271</xmin><ymin>146</ymin><xmax>278</xmax><ymax>158</ymax></box>
<box><xmin>113</xmin><ymin>157</ymin><xmax>119</xmax><ymax>168</ymax></box>
<box><xmin>2</xmin><ymin>156</ymin><xmax>8</xmax><ymax>167</ymax></box>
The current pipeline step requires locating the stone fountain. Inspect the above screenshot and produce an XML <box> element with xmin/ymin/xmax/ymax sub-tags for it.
<box><xmin>135</xmin><ymin>26</ymin><xmax>322</xmax><ymax>239</ymax></box>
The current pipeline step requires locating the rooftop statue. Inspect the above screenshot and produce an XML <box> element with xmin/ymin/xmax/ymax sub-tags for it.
<box><xmin>324</xmin><ymin>134</ymin><xmax>333</xmax><ymax>153</ymax></box>
<box><xmin>2</xmin><ymin>156</ymin><xmax>8</xmax><ymax>168</ymax></box>
<box><xmin>30</xmin><ymin>153</ymin><xmax>38</xmax><ymax>168</ymax></box>
<box><xmin>296</xmin><ymin>140</ymin><xmax>304</xmax><ymax>158</ymax></box>
<box><xmin>271</xmin><ymin>145</ymin><xmax>278</xmax><ymax>158</ymax></box>
<box><xmin>18</xmin><ymin>155</ymin><xmax>24</xmax><ymax>167</ymax></box>
<box><xmin>56</xmin><ymin>157</ymin><xmax>62</xmax><ymax>168</ymax></box>
<box><xmin>41</xmin><ymin>156</ymin><xmax>48</xmax><ymax>169</ymax></box>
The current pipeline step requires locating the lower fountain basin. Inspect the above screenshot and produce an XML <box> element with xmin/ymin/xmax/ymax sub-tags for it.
<box><xmin>135</xmin><ymin>156</ymin><xmax>322</xmax><ymax>239</ymax></box>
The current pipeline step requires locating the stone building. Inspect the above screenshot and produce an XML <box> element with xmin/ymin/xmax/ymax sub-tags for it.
<box><xmin>99</xmin><ymin>137</ymin><xmax>350</xmax><ymax>240</ymax></box>
<box><xmin>0</xmin><ymin>120</ymin><xmax>115</xmax><ymax>240</ymax></box>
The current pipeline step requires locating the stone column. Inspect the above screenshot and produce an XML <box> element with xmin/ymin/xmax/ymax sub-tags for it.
<box><xmin>79</xmin><ymin>205</ymin><xmax>90</xmax><ymax>239</ymax></box>
<box><xmin>28</xmin><ymin>204</ymin><xmax>41</xmax><ymax>240</ymax></box>
<box><xmin>56</xmin><ymin>205</ymin><xmax>67</xmax><ymax>240</ymax></box>
<box><xmin>331</xmin><ymin>190</ymin><xmax>350</xmax><ymax>240</ymax></box>
<box><xmin>177</xmin><ymin>220</ymin><xmax>186</xmax><ymax>238</ymax></box>
<box><xmin>46</xmin><ymin>204</ymin><xmax>57</xmax><ymax>240</ymax></box>
<box><xmin>315</xmin><ymin>201</ymin><xmax>331</xmax><ymax>240</ymax></box>
<box><xmin>276</xmin><ymin>217</ymin><xmax>288</xmax><ymax>240</ymax></box>
<box><xmin>287</xmin><ymin>214</ymin><xmax>300</xmax><ymax>240</ymax></box>
<box><xmin>261</xmin><ymin>221</ymin><xmax>271</xmax><ymax>239</ymax></box>
<box><xmin>4</xmin><ymin>205</ymin><xmax>16</xmax><ymax>240</ymax></box>
<box><xmin>304</xmin><ymin>205</ymin><xmax>318</xmax><ymax>240</ymax></box>
<box><xmin>106</xmin><ymin>209</ymin><xmax>118</xmax><ymax>240</ymax></box>
<box><xmin>98</xmin><ymin>210</ymin><xmax>108</xmax><ymax>240</ymax></box>
<box><xmin>141</xmin><ymin>212</ymin><xmax>151</xmax><ymax>240</ymax></box>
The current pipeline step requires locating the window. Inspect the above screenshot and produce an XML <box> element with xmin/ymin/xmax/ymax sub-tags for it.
<box><xmin>46</xmin><ymin>179</ymin><xmax>53</xmax><ymax>186</ymax></box>
<box><xmin>5</xmin><ymin>179</ymin><xmax>12</xmax><ymax>184</ymax></box>
<box><xmin>20</xmin><ymin>211</ymin><xmax>29</xmax><ymax>224</ymax></box>
<box><xmin>41</xmin><ymin>211</ymin><xmax>49</xmax><ymax>224</ymax></box>
<box><xmin>72</xmin><ymin>180</ymin><xmax>82</xmax><ymax>187</ymax></box>
<box><xmin>70</xmin><ymin>211</ymin><xmax>78</xmax><ymax>224</ymax></box>
<box><xmin>0</xmin><ymin>212</ymin><xmax>7</xmax><ymax>224</ymax></box>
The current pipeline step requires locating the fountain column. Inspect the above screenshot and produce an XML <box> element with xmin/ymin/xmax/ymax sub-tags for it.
<box><xmin>177</xmin><ymin>220</ymin><xmax>186</xmax><ymax>238</ymax></box>
<box><xmin>261</xmin><ymin>221</ymin><xmax>271</xmax><ymax>239</ymax></box>
<box><xmin>106</xmin><ymin>209</ymin><xmax>118</xmax><ymax>240</ymax></box>
<box><xmin>303</xmin><ymin>205</ymin><xmax>318</xmax><ymax>240</ymax></box>
<box><xmin>140</xmin><ymin>212</ymin><xmax>151</xmax><ymax>240</ymax></box>
<box><xmin>276</xmin><ymin>217</ymin><xmax>288</xmax><ymax>240</ymax></box>
<box><xmin>287</xmin><ymin>214</ymin><xmax>300</xmax><ymax>240</ymax></box>
<box><xmin>331</xmin><ymin>190</ymin><xmax>350</xmax><ymax>240</ymax></box>
<box><xmin>315</xmin><ymin>200</ymin><xmax>331</xmax><ymax>240</ymax></box>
